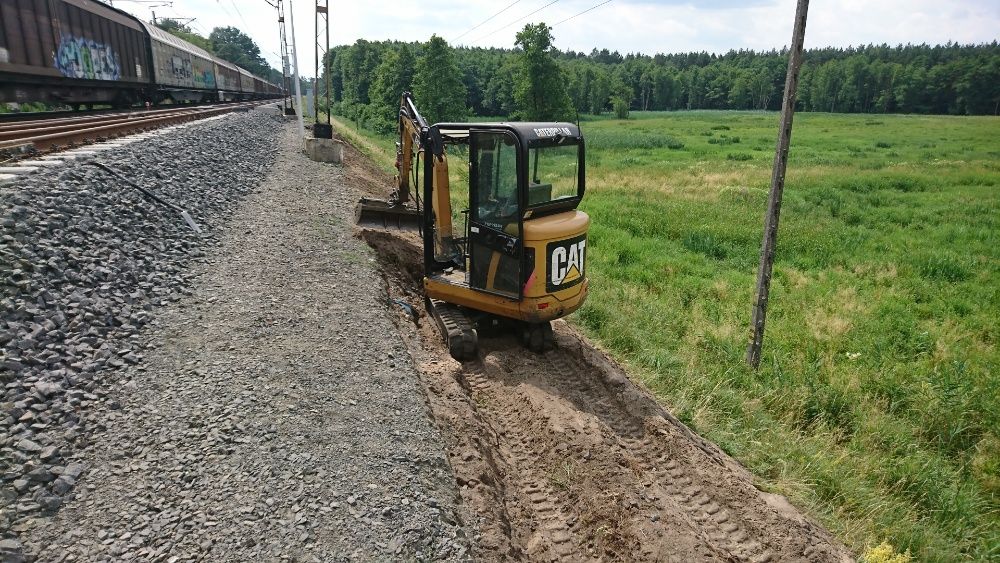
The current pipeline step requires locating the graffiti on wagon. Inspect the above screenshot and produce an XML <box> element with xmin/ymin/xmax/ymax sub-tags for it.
<box><xmin>53</xmin><ymin>35</ymin><xmax>121</xmax><ymax>80</ymax></box>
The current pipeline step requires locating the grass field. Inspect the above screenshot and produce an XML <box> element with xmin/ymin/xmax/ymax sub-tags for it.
<box><xmin>332</xmin><ymin>111</ymin><xmax>999</xmax><ymax>561</ymax></box>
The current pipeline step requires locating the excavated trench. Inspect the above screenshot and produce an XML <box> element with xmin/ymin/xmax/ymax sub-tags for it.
<box><xmin>346</xmin><ymin>142</ymin><xmax>853</xmax><ymax>562</ymax></box>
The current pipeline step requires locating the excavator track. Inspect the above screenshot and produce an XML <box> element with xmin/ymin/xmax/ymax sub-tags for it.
<box><xmin>428</xmin><ymin>298</ymin><xmax>478</xmax><ymax>361</ymax></box>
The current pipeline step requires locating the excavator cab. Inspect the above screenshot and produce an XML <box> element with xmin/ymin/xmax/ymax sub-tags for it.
<box><xmin>357</xmin><ymin>93</ymin><xmax>589</xmax><ymax>360</ymax></box>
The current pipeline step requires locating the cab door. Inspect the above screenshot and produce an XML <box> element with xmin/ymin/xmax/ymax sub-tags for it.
<box><xmin>468</xmin><ymin>130</ymin><xmax>522</xmax><ymax>299</ymax></box>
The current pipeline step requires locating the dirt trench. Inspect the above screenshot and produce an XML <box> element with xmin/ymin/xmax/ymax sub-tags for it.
<box><xmin>342</xmin><ymin>141</ymin><xmax>853</xmax><ymax>562</ymax></box>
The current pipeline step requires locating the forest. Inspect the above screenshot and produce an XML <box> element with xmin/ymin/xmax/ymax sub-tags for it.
<box><xmin>321</xmin><ymin>26</ymin><xmax>999</xmax><ymax>134</ymax></box>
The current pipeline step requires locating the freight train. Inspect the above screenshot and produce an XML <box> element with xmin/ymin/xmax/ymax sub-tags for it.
<box><xmin>0</xmin><ymin>0</ymin><xmax>283</xmax><ymax>108</ymax></box>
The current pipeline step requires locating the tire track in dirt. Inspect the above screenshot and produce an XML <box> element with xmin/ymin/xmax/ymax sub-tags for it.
<box><xmin>542</xmin><ymin>347</ymin><xmax>772</xmax><ymax>561</ymax></box>
<box><xmin>463</xmin><ymin>363</ymin><xmax>582</xmax><ymax>560</ymax></box>
<box><xmin>343</xmin><ymin>141</ymin><xmax>852</xmax><ymax>562</ymax></box>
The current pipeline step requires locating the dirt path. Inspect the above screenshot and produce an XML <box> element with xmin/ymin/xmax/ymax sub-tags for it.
<box><xmin>347</xmin><ymin>139</ymin><xmax>854</xmax><ymax>562</ymax></box>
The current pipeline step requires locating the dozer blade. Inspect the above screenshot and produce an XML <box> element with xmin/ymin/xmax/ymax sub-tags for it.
<box><xmin>355</xmin><ymin>198</ymin><xmax>422</xmax><ymax>231</ymax></box>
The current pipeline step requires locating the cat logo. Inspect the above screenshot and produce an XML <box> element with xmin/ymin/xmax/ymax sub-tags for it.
<box><xmin>547</xmin><ymin>235</ymin><xmax>587</xmax><ymax>292</ymax></box>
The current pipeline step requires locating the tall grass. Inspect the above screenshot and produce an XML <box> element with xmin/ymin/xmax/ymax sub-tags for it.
<box><xmin>577</xmin><ymin>111</ymin><xmax>999</xmax><ymax>561</ymax></box>
<box><xmin>336</xmin><ymin>110</ymin><xmax>1000</xmax><ymax>561</ymax></box>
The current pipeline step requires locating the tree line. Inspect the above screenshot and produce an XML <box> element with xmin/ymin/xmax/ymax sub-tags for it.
<box><xmin>322</xmin><ymin>26</ymin><xmax>999</xmax><ymax>132</ymax></box>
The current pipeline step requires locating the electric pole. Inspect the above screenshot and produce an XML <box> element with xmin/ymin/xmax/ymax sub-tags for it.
<box><xmin>277</xmin><ymin>0</ymin><xmax>294</xmax><ymax>115</ymax></box>
<box><xmin>313</xmin><ymin>0</ymin><xmax>332</xmax><ymax>138</ymax></box>
<box><xmin>746</xmin><ymin>0</ymin><xmax>810</xmax><ymax>369</ymax></box>
<box><xmin>288</xmin><ymin>0</ymin><xmax>305</xmax><ymax>139</ymax></box>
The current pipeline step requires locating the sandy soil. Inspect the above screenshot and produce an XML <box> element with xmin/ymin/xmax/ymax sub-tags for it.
<box><xmin>344</xmin><ymin>140</ymin><xmax>855</xmax><ymax>562</ymax></box>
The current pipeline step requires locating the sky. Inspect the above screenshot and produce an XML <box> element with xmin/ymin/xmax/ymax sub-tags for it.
<box><xmin>108</xmin><ymin>0</ymin><xmax>1000</xmax><ymax>79</ymax></box>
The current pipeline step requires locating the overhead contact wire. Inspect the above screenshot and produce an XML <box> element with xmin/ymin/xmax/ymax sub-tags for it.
<box><xmin>553</xmin><ymin>0</ymin><xmax>614</xmax><ymax>27</ymax></box>
<box><xmin>228</xmin><ymin>0</ymin><xmax>252</xmax><ymax>30</ymax></box>
<box><xmin>453</xmin><ymin>1</ymin><xmax>523</xmax><ymax>42</ymax></box>
<box><xmin>214</xmin><ymin>0</ymin><xmax>238</xmax><ymax>27</ymax></box>
<box><xmin>469</xmin><ymin>0</ymin><xmax>562</xmax><ymax>44</ymax></box>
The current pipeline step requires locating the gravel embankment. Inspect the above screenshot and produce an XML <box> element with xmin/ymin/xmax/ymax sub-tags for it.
<box><xmin>1</xmin><ymin>110</ymin><xmax>469</xmax><ymax>561</ymax></box>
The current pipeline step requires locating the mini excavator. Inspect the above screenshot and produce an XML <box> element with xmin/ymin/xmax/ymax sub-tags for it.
<box><xmin>357</xmin><ymin>93</ymin><xmax>589</xmax><ymax>361</ymax></box>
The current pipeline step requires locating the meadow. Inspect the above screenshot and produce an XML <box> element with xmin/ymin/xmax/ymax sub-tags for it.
<box><xmin>332</xmin><ymin>110</ymin><xmax>999</xmax><ymax>561</ymax></box>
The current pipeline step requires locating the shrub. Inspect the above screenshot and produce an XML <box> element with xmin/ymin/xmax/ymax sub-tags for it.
<box><xmin>862</xmin><ymin>542</ymin><xmax>911</xmax><ymax>563</ymax></box>
<box><xmin>585</xmin><ymin>130</ymin><xmax>684</xmax><ymax>150</ymax></box>
<box><xmin>837</xmin><ymin>174</ymin><xmax>930</xmax><ymax>193</ymax></box>
<box><xmin>612</xmin><ymin>96</ymin><xmax>629</xmax><ymax>119</ymax></box>
<box><xmin>708</xmin><ymin>135</ymin><xmax>741</xmax><ymax>145</ymax></box>
<box><xmin>914</xmin><ymin>253</ymin><xmax>972</xmax><ymax>282</ymax></box>
<box><xmin>682</xmin><ymin>231</ymin><xmax>728</xmax><ymax>260</ymax></box>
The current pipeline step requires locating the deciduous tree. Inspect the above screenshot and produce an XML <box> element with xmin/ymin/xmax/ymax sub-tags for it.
<box><xmin>370</xmin><ymin>45</ymin><xmax>416</xmax><ymax>132</ymax></box>
<box><xmin>513</xmin><ymin>24</ymin><xmax>574</xmax><ymax>121</ymax></box>
<box><xmin>156</xmin><ymin>19</ymin><xmax>212</xmax><ymax>53</ymax></box>
<box><xmin>209</xmin><ymin>27</ymin><xmax>271</xmax><ymax>78</ymax></box>
<box><xmin>412</xmin><ymin>35</ymin><xmax>468</xmax><ymax>123</ymax></box>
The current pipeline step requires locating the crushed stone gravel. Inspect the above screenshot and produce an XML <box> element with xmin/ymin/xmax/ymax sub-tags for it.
<box><xmin>1</xmin><ymin>109</ymin><xmax>470</xmax><ymax>561</ymax></box>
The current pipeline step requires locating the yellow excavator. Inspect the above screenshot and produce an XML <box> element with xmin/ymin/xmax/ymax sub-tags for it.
<box><xmin>357</xmin><ymin>93</ymin><xmax>589</xmax><ymax>360</ymax></box>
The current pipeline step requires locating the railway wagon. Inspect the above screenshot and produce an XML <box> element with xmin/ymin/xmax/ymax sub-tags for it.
<box><xmin>139</xmin><ymin>20</ymin><xmax>216</xmax><ymax>103</ymax></box>
<box><xmin>236</xmin><ymin>66</ymin><xmax>254</xmax><ymax>99</ymax></box>
<box><xmin>213</xmin><ymin>57</ymin><xmax>241</xmax><ymax>101</ymax></box>
<box><xmin>252</xmin><ymin>76</ymin><xmax>265</xmax><ymax>98</ymax></box>
<box><xmin>2</xmin><ymin>0</ymin><xmax>281</xmax><ymax>107</ymax></box>
<box><xmin>0</xmin><ymin>0</ymin><xmax>152</xmax><ymax>106</ymax></box>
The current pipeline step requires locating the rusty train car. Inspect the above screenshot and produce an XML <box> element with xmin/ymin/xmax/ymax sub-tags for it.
<box><xmin>0</xmin><ymin>0</ymin><xmax>282</xmax><ymax>107</ymax></box>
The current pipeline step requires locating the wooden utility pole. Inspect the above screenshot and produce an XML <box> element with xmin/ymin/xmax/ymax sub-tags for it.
<box><xmin>746</xmin><ymin>0</ymin><xmax>810</xmax><ymax>369</ymax></box>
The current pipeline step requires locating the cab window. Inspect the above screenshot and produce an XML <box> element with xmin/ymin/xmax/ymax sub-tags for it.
<box><xmin>528</xmin><ymin>143</ymin><xmax>580</xmax><ymax>207</ymax></box>
<box><xmin>474</xmin><ymin>132</ymin><xmax>519</xmax><ymax>229</ymax></box>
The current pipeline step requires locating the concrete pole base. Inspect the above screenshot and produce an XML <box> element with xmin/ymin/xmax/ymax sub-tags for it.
<box><xmin>304</xmin><ymin>137</ymin><xmax>344</xmax><ymax>163</ymax></box>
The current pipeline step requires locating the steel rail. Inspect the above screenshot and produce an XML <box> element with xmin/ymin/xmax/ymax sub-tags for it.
<box><xmin>0</xmin><ymin>109</ymin><xmax>202</xmax><ymax>140</ymax></box>
<box><xmin>0</xmin><ymin>102</ymin><xmax>270</xmax><ymax>153</ymax></box>
<box><xmin>0</xmin><ymin>107</ymin><xmax>186</xmax><ymax>133</ymax></box>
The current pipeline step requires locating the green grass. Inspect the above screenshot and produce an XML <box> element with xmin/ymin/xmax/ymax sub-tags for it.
<box><xmin>336</xmin><ymin>110</ymin><xmax>1000</xmax><ymax>561</ymax></box>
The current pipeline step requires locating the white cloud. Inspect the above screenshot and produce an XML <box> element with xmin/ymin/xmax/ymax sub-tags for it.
<box><xmin>111</xmin><ymin>0</ymin><xmax>1000</xmax><ymax>79</ymax></box>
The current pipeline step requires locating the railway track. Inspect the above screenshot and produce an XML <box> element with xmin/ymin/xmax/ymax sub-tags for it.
<box><xmin>358</xmin><ymin>222</ymin><xmax>854</xmax><ymax>562</ymax></box>
<box><xmin>0</xmin><ymin>101</ymin><xmax>274</xmax><ymax>159</ymax></box>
